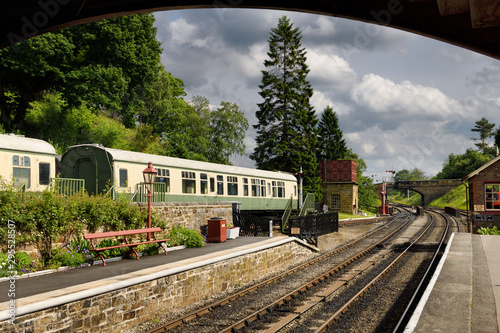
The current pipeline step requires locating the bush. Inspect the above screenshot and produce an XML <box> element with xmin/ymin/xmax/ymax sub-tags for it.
<box><xmin>95</xmin><ymin>239</ymin><xmax>123</xmax><ymax>258</ymax></box>
<box><xmin>0</xmin><ymin>185</ymin><xmax>159</xmax><ymax>267</ymax></box>
<box><xmin>50</xmin><ymin>242</ymin><xmax>92</xmax><ymax>267</ymax></box>
<box><xmin>167</xmin><ymin>224</ymin><xmax>205</xmax><ymax>248</ymax></box>
<box><xmin>477</xmin><ymin>226</ymin><xmax>500</xmax><ymax>235</ymax></box>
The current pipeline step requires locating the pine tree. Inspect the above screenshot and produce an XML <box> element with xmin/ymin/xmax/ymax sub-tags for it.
<box><xmin>250</xmin><ymin>16</ymin><xmax>322</xmax><ymax>199</ymax></box>
<box><xmin>471</xmin><ymin>117</ymin><xmax>495</xmax><ymax>153</ymax></box>
<box><xmin>317</xmin><ymin>105</ymin><xmax>348</xmax><ymax>161</ymax></box>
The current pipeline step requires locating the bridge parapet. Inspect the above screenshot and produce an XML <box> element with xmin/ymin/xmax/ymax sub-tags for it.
<box><xmin>375</xmin><ymin>179</ymin><xmax>462</xmax><ymax>206</ymax></box>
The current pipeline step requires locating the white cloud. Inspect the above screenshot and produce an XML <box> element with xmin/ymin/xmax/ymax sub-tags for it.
<box><xmin>154</xmin><ymin>9</ymin><xmax>499</xmax><ymax>178</ymax></box>
<box><xmin>350</xmin><ymin>73</ymin><xmax>461</xmax><ymax>118</ymax></box>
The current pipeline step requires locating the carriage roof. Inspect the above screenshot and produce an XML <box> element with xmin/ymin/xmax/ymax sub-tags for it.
<box><xmin>65</xmin><ymin>144</ymin><xmax>297</xmax><ymax>181</ymax></box>
<box><xmin>0</xmin><ymin>134</ymin><xmax>56</xmax><ymax>155</ymax></box>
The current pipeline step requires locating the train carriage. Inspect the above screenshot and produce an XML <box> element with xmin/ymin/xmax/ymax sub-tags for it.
<box><xmin>59</xmin><ymin>144</ymin><xmax>299</xmax><ymax>213</ymax></box>
<box><xmin>0</xmin><ymin>134</ymin><xmax>57</xmax><ymax>191</ymax></box>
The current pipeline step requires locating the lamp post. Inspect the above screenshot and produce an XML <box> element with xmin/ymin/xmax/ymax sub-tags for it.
<box><xmin>142</xmin><ymin>162</ymin><xmax>158</xmax><ymax>240</ymax></box>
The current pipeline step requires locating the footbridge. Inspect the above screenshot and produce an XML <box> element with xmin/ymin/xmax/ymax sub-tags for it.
<box><xmin>375</xmin><ymin>179</ymin><xmax>463</xmax><ymax>206</ymax></box>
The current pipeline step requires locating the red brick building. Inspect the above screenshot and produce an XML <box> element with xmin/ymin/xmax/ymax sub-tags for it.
<box><xmin>462</xmin><ymin>155</ymin><xmax>500</xmax><ymax>231</ymax></box>
<box><xmin>319</xmin><ymin>160</ymin><xmax>358</xmax><ymax>215</ymax></box>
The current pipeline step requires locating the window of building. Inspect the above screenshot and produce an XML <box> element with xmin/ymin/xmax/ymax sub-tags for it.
<box><xmin>13</xmin><ymin>155</ymin><xmax>31</xmax><ymax>189</ymax></box>
<box><xmin>156</xmin><ymin>168</ymin><xmax>170</xmax><ymax>192</ymax></box>
<box><xmin>330</xmin><ymin>194</ymin><xmax>341</xmax><ymax>210</ymax></box>
<box><xmin>217</xmin><ymin>175</ymin><xmax>224</xmax><ymax>195</ymax></box>
<box><xmin>39</xmin><ymin>163</ymin><xmax>50</xmax><ymax>186</ymax></box>
<box><xmin>243</xmin><ymin>178</ymin><xmax>249</xmax><ymax>196</ymax></box>
<box><xmin>485</xmin><ymin>184</ymin><xmax>500</xmax><ymax>210</ymax></box>
<box><xmin>251</xmin><ymin>179</ymin><xmax>260</xmax><ymax>197</ymax></box>
<box><xmin>119</xmin><ymin>169</ymin><xmax>128</xmax><ymax>187</ymax></box>
<box><xmin>182</xmin><ymin>171</ymin><xmax>196</xmax><ymax>193</ymax></box>
<box><xmin>200</xmin><ymin>173</ymin><xmax>208</xmax><ymax>194</ymax></box>
<box><xmin>227</xmin><ymin>176</ymin><xmax>238</xmax><ymax>195</ymax></box>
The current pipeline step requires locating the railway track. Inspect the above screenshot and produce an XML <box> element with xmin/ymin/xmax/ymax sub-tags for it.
<box><xmin>143</xmin><ymin>207</ymin><xmax>458</xmax><ymax>333</ymax></box>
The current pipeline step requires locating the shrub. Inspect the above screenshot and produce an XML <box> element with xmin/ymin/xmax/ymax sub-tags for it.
<box><xmin>168</xmin><ymin>224</ymin><xmax>205</xmax><ymax>248</ymax></box>
<box><xmin>477</xmin><ymin>226</ymin><xmax>500</xmax><ymax>235</ymax></box>
<box><xmin>51</xmin><ymin>243</ymin><xmax>92</xmax><ymax>267</ymax></box>
<box><xmin>95</xmin><ymin>239</ymin><xmax>123</xmax><ymax>258</ymax></box>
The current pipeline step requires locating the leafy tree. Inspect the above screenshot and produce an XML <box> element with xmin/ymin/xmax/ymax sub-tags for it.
<box><xmin>395</xmin><ymin>168</ymin><xmax>427</xmax><ymax>182</ymax></box>
<box><xmin>471</xmin><ymin>117</ymin><xmax>496</xmax><ymax>154</ymax></box>
<box><xmin>251</xmin><ymin>16</ymin><xmax>322</xmax><ymax>199</ymax></box>
<box><xmin>435</xmin><ymin>149</ymin><xmax>492</xmax><ymax>179</ymax></box>
<box><xmin>207</xmin><ymin>101</ymin><xmax>249</xmax><ymax>165</ymax></box>
<box><xmin>0</xmin><ymin>14</ymin><xmax>162</xmax><ymax>131</ymax></box>
<box><xmin>317</xmin><ymin>105</ymin><xmax>348</xmax><ymax>161</ymax></box>
<box><xmin>343</xmin><ymin>150</ymin><xmax>379</xmax><ymax>211</ymax></box>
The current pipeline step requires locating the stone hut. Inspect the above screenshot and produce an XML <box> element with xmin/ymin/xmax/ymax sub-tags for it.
<box><xmin>319</xmin><ymin>160</ymin><xmax>359</xmax><ymax>215</ymax></box>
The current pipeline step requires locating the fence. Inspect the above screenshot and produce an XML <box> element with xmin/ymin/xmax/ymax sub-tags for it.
<box><xmin>132</xmin><ymin>182</ymin><xmax>168</xmax><ymax>203</ymax></box>
<box><xmin>289</xmin><ymin>212</ymin><xmax>339</xmax><ymax>246</ymax></box>
<box><xmin>50</xmin><ymin>178</ymin><xmax>85</xmax><ymax>196</ymax></box>
<box><xmin>233</xmin><ymin>212</ymin><xmax>274</xmax><ymax>237</ymax></box>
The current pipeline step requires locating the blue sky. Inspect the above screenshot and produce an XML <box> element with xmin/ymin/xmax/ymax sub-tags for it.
<box><xmin>153</xmin><ymin>8</ymin><xmax>500</xmax><ymax>182</ymax></box>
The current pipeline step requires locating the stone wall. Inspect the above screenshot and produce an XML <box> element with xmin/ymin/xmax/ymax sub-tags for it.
<box><xmin>0</xmin><ymin>239</ymin><xmax>316</xmax><ymax>332</ymax></box>
<box><xmin>322</xmin><ymin>182</ymin><xmax>358</xmax><ymax>215</ymax></box>
<box><xmin>139</xmin><ymin>201</ymin><xmax>234</xmax><ymax>232</ymax></box>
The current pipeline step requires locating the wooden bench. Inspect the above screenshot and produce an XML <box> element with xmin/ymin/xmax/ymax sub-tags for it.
<box><xmin>83</xmin><ymin>227</ymin><xmax>170</xmax><ymax>266</ymax></box>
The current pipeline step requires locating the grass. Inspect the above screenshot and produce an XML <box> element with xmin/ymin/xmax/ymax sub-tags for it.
<box><xmin>387</xmin><ymin>185</ymin><xmax>467</xmax><ymax>210</ymax></box>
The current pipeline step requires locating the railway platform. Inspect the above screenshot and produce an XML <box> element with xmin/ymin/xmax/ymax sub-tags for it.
<box><xmin>405</xmin><ymin>232</ymin><xmax>500</xmax><ymax>333</ymax></box>
<box><xmin>0</xmin><ymin>235</ymin><xmax>321</xmax><ymax>331</ymax></box>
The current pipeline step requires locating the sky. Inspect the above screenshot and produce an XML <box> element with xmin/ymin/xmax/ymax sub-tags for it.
<box><xmin>152</xmin><ymin>8</ymin><xmax>500</xmax><ymax>183</ymax></box>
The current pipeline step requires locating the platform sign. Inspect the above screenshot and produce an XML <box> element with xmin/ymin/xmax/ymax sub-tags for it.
<box><xmin>475</xmin><ymin>214</ymin><xmax>493</xmax><ymax>221</ymax></box>
<box><xmin>290</xmin><ymin>227</ymin><xmax>300</xmax><ymax>235</ymax></box>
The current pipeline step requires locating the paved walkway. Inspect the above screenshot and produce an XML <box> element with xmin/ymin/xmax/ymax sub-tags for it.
<box><xmin>405</xmin><ymin>233</ymin><xmax>500</xmax><ymax>333</ymax></box>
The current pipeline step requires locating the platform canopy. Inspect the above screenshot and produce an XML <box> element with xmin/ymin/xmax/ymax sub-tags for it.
<box><xmin>2</xmin><ymin>0</ymin><xmax>500</xmax><ymax>59</ymax></box>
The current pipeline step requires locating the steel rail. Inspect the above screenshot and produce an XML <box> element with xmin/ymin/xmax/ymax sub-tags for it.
<box><xmin>146</xmin><ymin>210</ymin><xmax>411</xmax><ymax>333</ymax></box>
<box><xmin>391</xmin><ymin>209</ymin><xmax>451</xmax><ymax>333</ymax></box>
<box><xmin>313</xmin><ymin>208</ymin><xmax>448</xmax><ymax>333</ymax></box>
<box><xmin>216</xmin><ymin>210</ymin><xmax>415</xmax><ymax>333</ymax></box>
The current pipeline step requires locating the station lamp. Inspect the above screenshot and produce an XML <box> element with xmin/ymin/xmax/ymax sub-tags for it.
<box><xmin>142</xmin><ymin>162</ymin><xmax>158</xmax><ymax>239</ymax></box>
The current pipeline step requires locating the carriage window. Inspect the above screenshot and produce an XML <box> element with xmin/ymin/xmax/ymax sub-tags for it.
<box><xmin>485</xmin><ymin>184</ymin><xmax>500</xmax><ymax>210</ymax></box>
<box><xmin>294</xmin><ymin>185</ymin><xmax>297</xmax><ymax>197</ymax></box>
<box><xmin>277</xmin><ymin>181</ymin><xmax>286</xmax><ymax>198</ymax></box>
<box><xmin>182</xmin><ymin>171</ymin><xmax>196</xmax><ymax>194</ymax></box>
<box><xmin>243</xmin><ymin>178</ymin><xmax>249</xmax><ymax>196</ymax></box>
<box><xmin>119</xmin><ymin>169</ymin><xmax>128</xmax><ymax>187</ymax></box>
<box><xmin>261</xmin><ymin>180</ymin><xmax>266</xmax><ymax>197</ymax></box>
<box><xmin>39</xmin><ymin>163</ymin><xmax>50</xmax><ymax>185</ymax></box>
<box><xmin>272</xmin><ymin>181</ymin><xmax>277</xmax><ymax>197</ymax></box>
<box><xmin>251</xmin><ymin>179</ymin><xmax>260</xmax><ymax>197</ymax></box>
<box><xmin>210</xmin><ymin>177</ymin><xmax>215</xmax><ymax>192</ymax></box>
<box><xmin>217</xmin><ymin>175</ymin><xmax>224</xmax><ymax>195</ymax></box>
<box><xmin>157</xmin><ymin>168</ymin><xmax>170</xmax><ymax>192</ymax></box>
<box><xmin>227</xmin><ymin>176</ymin><xmax>238</xmax><ymax>196</ymax></box>
<box><xmin>200</xmin><ymin>173</ymin><xmax>208</xmax><ymax>194</ymax></box>
<box><xmin>13</xmin><ymin>155</ymin><xmax>31</xmax><ymax>189</ymax></box>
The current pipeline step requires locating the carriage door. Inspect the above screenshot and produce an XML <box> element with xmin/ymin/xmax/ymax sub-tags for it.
<box><xmin>75</xmin><ymin>158</ymin><xmax>97</xmax><ymax>195</ymax></box>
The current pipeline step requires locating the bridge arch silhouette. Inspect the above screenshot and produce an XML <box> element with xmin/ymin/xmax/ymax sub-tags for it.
<box><xmin>375</xmin><ymin>179</ymin><xmax>463</xmax><ymax>206</ymax></box>
<box><xmin>2</xmin><ymin>0</ymin><xmax>500</xmax><ymax>59</ymax></box>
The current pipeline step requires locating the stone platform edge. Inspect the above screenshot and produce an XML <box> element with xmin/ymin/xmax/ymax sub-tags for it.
<box><xmin>0</xmin><ymin>236</ymin><xmax>317</xmax><ymax>322</ymax></box>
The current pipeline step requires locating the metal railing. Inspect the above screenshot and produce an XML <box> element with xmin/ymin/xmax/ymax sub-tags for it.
<box><xmin>50</xmin><ymin>178</ymin><xmax>85</xmax><ymax>196</ymax></box>
<box><xmin>299</xmin><ymin>193</ymin><xmax>315</xmax><ymax>216</ymax></box>
<box><xmin>133</xmin><ymin>182</ymin><xmax>168</xmax><ymax>203</ymax></box>
<box><xmin>281</xmin><ymin>194</ymin><xmax>294</xmax><ymax>233</ymax></box>
<box><xmin>289</xmin><ymin>212</ymin><xmax>339</xmax><ymax>246</ymax></box>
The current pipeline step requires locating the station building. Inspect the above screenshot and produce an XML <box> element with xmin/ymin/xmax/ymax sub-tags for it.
<box><xmin>319</xmin><ymin>160</ymin><xmax>358</xmax><ymax>215</ymax></box>
<box><xmin>462</xmin><ymin>154</ymin><xmax>500</xmax><ymax>231</ymax></box>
